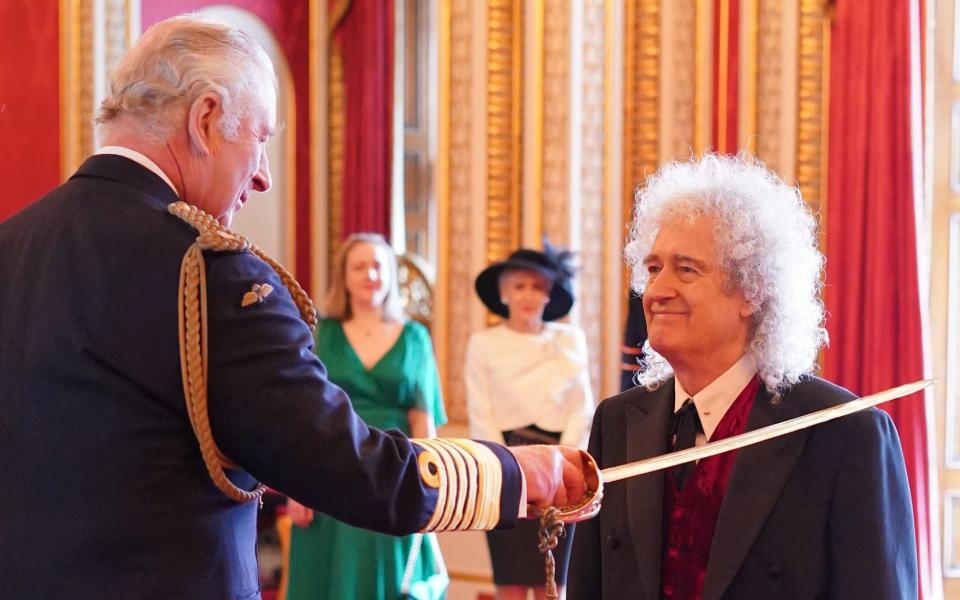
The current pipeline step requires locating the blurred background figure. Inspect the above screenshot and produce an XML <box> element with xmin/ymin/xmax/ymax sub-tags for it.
<box><xmin>620</xmin><ymin>293</ymin><xmax>648</xmax><ymax>392</ymax></box>
<box><xmin>465</xmin><ymin>242</ymin><xmax>595</xmax><ymax>600</ymax></box>
<box><xmin>286</xmin><ymin>233</ymin><xmax>448</xmax><ymax>600</ymax></box>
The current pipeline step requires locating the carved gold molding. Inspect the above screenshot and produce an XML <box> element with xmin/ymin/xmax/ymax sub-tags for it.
<box><xmin>662</xmin><ymin>0</ymin><xmax>696</xmax><ymax>161</ymax></box>
<box><xmin>60</xmin><ymin>0</ymin><xmax>137</xmax><ymax>179</ymax></box>
<box><xmin>442</xmin><ymin>0</ymin><xmax>476</xmax><ymax>423</ymax></box>
<box><xmin>327</xmin><ymin>41</ymin><xmax>345</xmax><ymax>268</ymax></box>
<box><xmin>796</xmin><ymin>0</ymin><xmax>829</xmax><ymax>215</ymax></box>
<box><xmin>434</xmin><ymin>0</ymin><xmax>453</xmax><ymax>419</ymax></box>
<box><xmin>486</xmin><ymin>0</ymin><xmax>523</xmax><ymax>268</ymax></box>
<box><xmin>756</xmin><ymin>0</ymin><xmax>785</xmax><ymax>171</ymax></box>
<box><xmin>579</xmin><ymin>0</ymin><xmax>607</xmax><ymax>399</ymax></box>
<box><xmin>541</xmin><ymin>0</ymin><xmax>571</xmax><ymax>246</ymax></box>
<box><xmin>623</xmin><ymin>0</ymin><xmax>661</xmax><ymax>243</ymax></box>
<box><xmin>739</xmin><ymin>0</ymin><xmax>759</xmax><ymax>151</ymax></box>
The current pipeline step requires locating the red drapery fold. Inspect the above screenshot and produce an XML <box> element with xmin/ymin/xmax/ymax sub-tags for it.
<box><xmin>823</xmin><ymin>1</ymin><xmax>935</xmax><ymax>597</ymax></box>
<box><xmin>333</xmin><ymin>0</ymin><xmax>393</xmax><ymax>239</ymax></box>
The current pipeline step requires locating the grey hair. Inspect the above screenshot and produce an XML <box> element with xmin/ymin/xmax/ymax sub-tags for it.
<box><xmin>95</xmin><ymin>15</ymin><xmax>277</xmax><ymax>141</ymax></box>
<box><xmin>624</xmin><ymin>153</ymin><xmax>828</xmax><ymax>394</ymax></box>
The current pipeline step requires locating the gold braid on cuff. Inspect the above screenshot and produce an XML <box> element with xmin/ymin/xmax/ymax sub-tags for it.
<box><xmin>410</xmin><ymin>439</ymin><xmax>503</xmax><ymax>532</ymax></box>
<box><xmin>168</xmin><ymin>201</ymin><xmax>318</xmax><ymax>504</ymax></box>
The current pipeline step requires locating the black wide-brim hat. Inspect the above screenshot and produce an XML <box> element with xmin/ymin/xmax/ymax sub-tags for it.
<box><xmin>474</xmin><ymin>245</ymin><xmax>575</xmax><ymax>321</ymax></box>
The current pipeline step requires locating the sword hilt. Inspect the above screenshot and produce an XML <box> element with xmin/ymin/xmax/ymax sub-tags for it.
<box><xmin>528</xmin><ymin>449</ymin><xmax>604</xmax><ymax>523</ymax></box>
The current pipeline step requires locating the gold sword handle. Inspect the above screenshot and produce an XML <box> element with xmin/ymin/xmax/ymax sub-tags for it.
<box><xmin>528</xmin><ymin>449</ymin><xmax>605</xmax><ymax>524</ymax></box>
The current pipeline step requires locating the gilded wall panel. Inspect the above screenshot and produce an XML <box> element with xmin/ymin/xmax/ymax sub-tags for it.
<box><xmin>486</xmin><ymin>0</ymin><xmax>522</xmax><ymax>265</ymax></box>
<box><xmin>579</xmin><ymin>0</ymin><xmax>607</xmax><ymax>399</ymax></box>
<box><xmin>755</xmin><ymin>0</ymin><xmax>784</xmax><ymax>171</ymax></box>
<box><xmin>541</xmin><ymin>0</ymin><xmax>571</xmax><ymax>245</ymax></box>
<box><xmin>61</xmin><ymin>0</ymin><xmax>137</xmax><ymax>177</ymax></box>
<box><xmin>796</xmin><ymin>0</ymin><xmax>827</xmax><ymax>215</ymax></box>
<box><xmin>661</xmin><ymin>0</ymin><xmax>696</xmax><ymax>162</ymax></box>
<box><xmin>443</xmin><ymin>0</ymin><xmax>476</xmax><ymax>423</ymax></box>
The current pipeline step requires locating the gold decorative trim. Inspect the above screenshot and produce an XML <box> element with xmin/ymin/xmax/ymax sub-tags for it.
<box><xmin>435</xmin><ymin>0</ymin><xmax>452</xmax><ymax>417</ymax></box>
<box><xmin>662</xmin><ymin>0</ymin><xmax>696</xmax><ymax>161</ymax></box>
<box><xmin>755</xmin><ymin>0</ymin><xmax>785</xmax><ymax>172</ymax></box>
<box><xmin>717</xmin><ymin>0</ymin><xmax>730</xmax><ymax>151</ymax></box>
<box><xmin>695</xmin><ymin>0</ymin><xmax>711</xmax><ymax>153</ymax></box>
<box><xmin>579</xmin><ymin>0</ymin><xmax>608</xmax><ymax>399</ymax></box>
<box><xmin>541</xmin><ymin>0</ymin><xmax>570</xmax><ymax>246</ymax></box>
<box><xmin>327</xmin><ymin>40</ymin><xmax>345</xmax><ymax>269</ymax></box>
<box><xmin>485</xmin><ymin>0</ymin><xmax>523</xmax><ymax>269</ymax></box>
<box><xmin>310</xmin><ymin>0</ymin><xmax>326</xmax><ymax>299</ymax></box>
<box><xmin>281</xmin><ymin>63</ymin><xmax>298</xmax><ymax>277</ymax></box>
<box><xmin>740</xmin><ymin>0</ymin><xmax>759</xmax><ymax>152</ymax></box>
<box><xmin>444</xmin><ymin>0</ymin><xmax>475</xmax><ymax>423</ymax></box>
<box><xmin>412</xmin><ymin>438</ymin><xmax>502</xmax><ymax>532</ymax></box>
<box><xmin>523</xmin><ymin>0</ymin><xmax>545</xmax><ymax>246</ymax></box>
<box><xmin>60</xmin><ymin>0</ymin><xmax>138</xmax><ymax>180</ymax></box>
<box><xmin>602</xmin><ymin>0</ymin><xmax>624</xmax><ymax>398</ymax></box>
<box><xmin>796</xmin><ymin>0</ymin><xmax>828</xmax><ymax>215</ymax></box>
<box><xmin>623</xmin><ymin>0</ymin><xmax>661</xmax><ymax>259</ymax></box>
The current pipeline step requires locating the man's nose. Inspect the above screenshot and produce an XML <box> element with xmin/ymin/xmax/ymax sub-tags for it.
<box><xmin>645</xmin><ymin>269</ymin><xmax>677</xmax><ymax>301</ymax></box>
<box><xmin>252</xmin><ymin>151</ymin><xmax>272</xmax><ymax>192</ymax></box>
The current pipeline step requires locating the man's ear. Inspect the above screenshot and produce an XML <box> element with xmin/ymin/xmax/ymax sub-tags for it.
<box><xmin>186</xmin><ymin>93</ymin><xmax>222</xmax><ymax>157</ymax></box>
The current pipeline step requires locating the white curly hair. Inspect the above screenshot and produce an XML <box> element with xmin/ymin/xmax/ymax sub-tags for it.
<box><xmin>624</xmin><ymin>153</ymin><xmax>828</xmax><ymax>394</ymax></box>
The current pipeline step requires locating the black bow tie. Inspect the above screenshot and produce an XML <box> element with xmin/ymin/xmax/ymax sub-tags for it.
<box><xmin>669</xmin><ymin>398</ymin><xmax>703</xmax><ymax>488</ymax></box>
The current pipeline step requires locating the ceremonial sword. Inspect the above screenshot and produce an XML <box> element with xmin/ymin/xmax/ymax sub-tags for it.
<box><xmin>540</xmin><ymin>378</ymin><xmax>934</xmax><ymax>524</ymax></box>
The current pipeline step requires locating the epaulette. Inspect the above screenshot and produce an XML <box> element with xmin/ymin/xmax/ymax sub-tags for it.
<box><xmin>168</xmin><ymin>201</ymin><xmax>318</xmax><ymax>505</ymax></box>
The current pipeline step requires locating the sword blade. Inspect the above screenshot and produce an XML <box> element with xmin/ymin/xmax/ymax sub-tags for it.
<box><xmin>601</xmin><ymin>378</ymin><xmax>933</xmax><ymax>484</ymax></box>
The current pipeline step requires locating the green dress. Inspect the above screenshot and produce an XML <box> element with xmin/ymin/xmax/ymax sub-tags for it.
<box><xmin>287</xmin><ymin>318</ymin><xmax>449</xmax><ymax>600</ymax></box>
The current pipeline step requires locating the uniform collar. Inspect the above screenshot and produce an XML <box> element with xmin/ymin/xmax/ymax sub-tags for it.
<box><xmin>96</xmin><ymin>146</ymin><xmax>179</xmax><ymax>197</ymax></box>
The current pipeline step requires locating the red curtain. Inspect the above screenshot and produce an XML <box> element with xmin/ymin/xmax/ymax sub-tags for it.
<box><xmin>333</xmin><ymin>0</ymin><xmax>393</xmax><ymax>238</ymax></box>
<box><xmin>823</xmin><ymin>0</ymin><xmax>936</xmax><ymax>597</ymax></box>
<box><xmin>0</xmin><ymin>0</ymin><xmax>60</xmax><ymax>219</ymax></box>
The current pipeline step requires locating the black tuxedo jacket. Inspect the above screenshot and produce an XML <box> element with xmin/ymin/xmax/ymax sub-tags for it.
<box><xmin>0</xmin><ymin>156</ymin><xmax>521</xmax><ymax>599</ymax></box>
<box><xmin>568</xmin><ymin>376</ymin><xmax>917</xmax><ymax>599</ymax></box>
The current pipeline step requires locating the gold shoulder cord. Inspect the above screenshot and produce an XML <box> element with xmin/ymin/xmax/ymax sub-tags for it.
<box><xmin>168</xmin><ymin>201</ymin><xmax>318</xmax><ymax>504</ymax></box>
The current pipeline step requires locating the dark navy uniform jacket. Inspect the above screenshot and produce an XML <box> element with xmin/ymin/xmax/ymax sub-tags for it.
<box><xmin>0</xmin><ymin>155</ymin><xmax>523</xmax><ymax>599</ymax></box>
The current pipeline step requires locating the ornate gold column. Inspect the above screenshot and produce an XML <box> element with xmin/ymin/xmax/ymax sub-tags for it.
<box><xmin>60</xmin><ymin>0</ymin><xmax>139</xmax><ymax>179</ymax></box>
<box><xmin>485</xmin><ymin>0</ymin><xmax>524</xmax><ymax>267</ymax></box>
<box><xmin>796</xmin><ymin>0</ymin><xmax>830</xmax><ymax>216</ymax></box>
<box><xmin>540</xmin><ymin>0</ymin><xmax>571</xmax><ymax>246</ymax></box>
<box><xmin>326</xmin><ymin>1</ymin><xmax>351</xmax><ymax>270</ymax></box>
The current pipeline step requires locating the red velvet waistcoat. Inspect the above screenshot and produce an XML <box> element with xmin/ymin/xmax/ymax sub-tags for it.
<box><xmin>660</xmin><ymin>376</ymin><xmax>760</xmax><ymax>600</ymax></box>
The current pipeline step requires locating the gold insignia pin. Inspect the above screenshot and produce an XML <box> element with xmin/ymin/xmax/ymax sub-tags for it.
<box><xmin>241</xmin><ymin>283</ymin><xmax>274</xmax><ymax>307</ymax></box>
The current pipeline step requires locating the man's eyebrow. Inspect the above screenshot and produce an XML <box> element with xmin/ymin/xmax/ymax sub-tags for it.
<box><xmin>675</xmin><ymin>254</ymin><xmax>708</xmax><ymax>269</ymax></box>
<box><xmin>642</xmin><ymin>254</ymin><xmax>660</xmax><ymax>265</ymax></box>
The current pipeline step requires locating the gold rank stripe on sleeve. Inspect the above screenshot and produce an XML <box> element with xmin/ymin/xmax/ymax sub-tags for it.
<box><xmin>410</xmin><ymin>438</ymin><xmax>503</xmax><ymax>532</ymax></box>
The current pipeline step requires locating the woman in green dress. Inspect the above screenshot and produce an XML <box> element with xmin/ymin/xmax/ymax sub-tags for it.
<box><xmin>286</xmin><ymin>233</ymin><xmax>448</xmax><ymax>600</ymax></box>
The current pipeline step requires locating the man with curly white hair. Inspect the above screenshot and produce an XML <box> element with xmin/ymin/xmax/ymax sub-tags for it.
<box><xmin>569</xmin><ymin>154</ymin><xmax>917</xmax><ymax>599</ymax></box>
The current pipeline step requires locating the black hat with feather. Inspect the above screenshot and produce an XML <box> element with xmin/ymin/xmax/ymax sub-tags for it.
<box><xmin>474</xmin><ymin>240</ymin><xmax>576</xmax><ymax>321</ymax></box>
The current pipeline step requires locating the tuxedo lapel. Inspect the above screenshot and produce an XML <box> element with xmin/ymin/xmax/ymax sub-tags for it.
<box><xmin>624</xmin><ymin>382</ymin><xmax>674</xmax><ymax>600</ymax></box>
<box><xmin>702</xmin><ymin>386</ymin><xmax>809</xmax><ymax>600</ymax></box>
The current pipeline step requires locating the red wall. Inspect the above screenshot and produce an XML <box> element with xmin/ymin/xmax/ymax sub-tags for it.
<box><xmin>0</xmin><ymin>1</ymin><xmax>61</xmax><ymax>221</ymax></box>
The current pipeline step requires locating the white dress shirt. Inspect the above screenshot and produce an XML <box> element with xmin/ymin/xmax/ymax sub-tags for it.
<box><xmin>466</xmin><ymin>322</ymin><xmax>595</xmax><ymax>449</ymax></box>
<box><xmin>674</xmin><ymin>355</ymin><xmax>757</xmax><ymax>446</ymax></box>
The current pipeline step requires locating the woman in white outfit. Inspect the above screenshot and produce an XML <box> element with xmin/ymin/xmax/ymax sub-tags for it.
<box><xmin>465</xmin><ymin>243</ymin><xmax>595</xmax><ymax>600</ymax></box>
